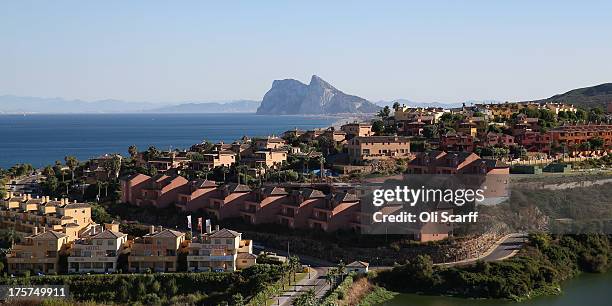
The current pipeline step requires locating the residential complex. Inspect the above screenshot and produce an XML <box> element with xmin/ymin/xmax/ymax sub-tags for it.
<box><xmin>0</xmin><ymin>192</ymin><xmax>93</xmax><ymax>241</ymax></box>
<box><xmin>1</xmin><ymin>193</ymin><xmax>256</xmax><ymax>275</ymax></box>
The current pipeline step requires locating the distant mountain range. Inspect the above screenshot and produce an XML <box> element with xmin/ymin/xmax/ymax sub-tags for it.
<box><xmin>256</xmin><ymin>75</ymin><xmax>381</xmax><ymax>115</ymax></box>
<box><xmin>146</xmin><ymin>100</ymin><xmax>260</xmax><ymax>113</ymax></box>
<box><xmin>0</xmin><ymin>95</ymin><xmax>259</xmax><ymax>114</ymax></box>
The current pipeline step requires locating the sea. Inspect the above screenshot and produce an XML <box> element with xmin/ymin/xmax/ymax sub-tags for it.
<box><xmin>0</xmin><ymin>113</ymin><xmax>338</xmax><ymax>169</ymax></box>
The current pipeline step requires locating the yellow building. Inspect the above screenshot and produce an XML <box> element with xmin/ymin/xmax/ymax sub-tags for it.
<box><xmin>7</xmin><ymin>230</ymin><xmax>69</xmax><ymax>274</ymax></box>
<box><xmin>67</xmin><ymin>223</ymin><xmax>128</xmax><ymax>273</ymax></box>
<box><xmin>0</xmin><ymin>192</ymin><xmax>92</xmax><ymax>241</ymax></box>
<box><xmin>128</xmin><ymin>226</ymin><xmax>185</xmax><ymax>272</ymax></box>
<box><xmin>186</xmin><ymin>228</ymin><xmax>255</xmax><ymax>272</ymax></box>
<box><xmin>347</xmin><ymin>136</ymin><xmax>411</xmax><ymax>164</ymax></box>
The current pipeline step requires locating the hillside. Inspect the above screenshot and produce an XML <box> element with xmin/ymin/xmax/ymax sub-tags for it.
<box><xmin>147</xmin><ymin>100</ymin><xmax>260</xmax><ymax>113</ymax></box>
<box><xmin>256</xmin><ymin>75</ymin><xmax>380</xmax><ymax>115</ymax></box>
<box><xmin>536</xmin><ymin>83</ymin><xmax>612</xmax><ymax>109</ymax></box>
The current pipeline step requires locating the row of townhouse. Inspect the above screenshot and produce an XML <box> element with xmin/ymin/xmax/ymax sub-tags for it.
<box><xmin>121</xmin><ymin>174</ymin><xmax>364</xmax><ymax>233</ymax></box>
<box><xmin>5</xmin><ymin>217</ymin><xmax>255</xmax><ymax>274</ymax></box>
<box><xmin>0</xmin><ymin>192</ymin><xmax>93</xmax><ymax>241</ymax></box>
<box><xmin>121</xmin><ymin>175</ymin><xmax>468</xmax><ymax>242</ymax></box>
<box><xmin>441</xmin><ymin>124</ymin><xmax>612</xmax><ymax>154</ymax></box>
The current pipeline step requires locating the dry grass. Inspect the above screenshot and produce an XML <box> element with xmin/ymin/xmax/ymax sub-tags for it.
<box><xmin>342</xmin><ymin>276</ymin><xmax>373</xmax><ymax>306</ymax></box>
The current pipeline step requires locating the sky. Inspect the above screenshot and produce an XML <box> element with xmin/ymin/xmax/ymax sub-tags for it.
<box><xmin>1</xmin><ymin>0</ymin><xmax>611</xmax><ymax>103</ymax></box>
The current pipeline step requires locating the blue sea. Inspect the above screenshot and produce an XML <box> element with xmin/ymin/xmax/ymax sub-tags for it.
<box><xmin>0</xmin><ymin>113</ymin><xmax>337</xmax><ymax>169</ymax></box>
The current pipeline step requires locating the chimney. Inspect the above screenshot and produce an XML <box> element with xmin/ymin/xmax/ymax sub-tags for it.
<box><xmin>91</xmin><ymin>226</ymin><xmax>96</xmax><ymax>235</ymax></box>
<box><xmin>149</xmin><ymin>225</ymin><xmax>155</xmax><ymax>234</ymax></box>
<box><xmin>157</xmin><ymin>225</ymin><xmax>163</xmax><ymax>233</ymax></box>
<box><xmin>32</xmin><ymin>227</ymin><xmax>38</xmax><ymax>235</ymax></box>
<box><xmin>205</xmin><ymin>224</ymin><xmax>212</xmax><ymax>234</ymax></box>
<box><xmin>6</xmin><ymin>191</ymin><xmax>13</xmax><ymax>199</ymax></box>
<box><xmin>40</xmin><ymin>226</ymin><xmax>46</xmax><ymax>233</ymax></box>
<box><xmin>214</xmin><ymin>225</ymin><xmax>220</xmax><ymax>232</ymax></box>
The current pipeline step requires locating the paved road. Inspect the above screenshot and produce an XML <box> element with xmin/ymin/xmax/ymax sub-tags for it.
<box><xmin>480</xmin><ymin>232</ymin><xmax>526</xmax><ymax>262</ymax></box>
<box><xmin>273</xmin><ymin>267</ymin><xmax>330</xmax><ymax>306</ymax></box>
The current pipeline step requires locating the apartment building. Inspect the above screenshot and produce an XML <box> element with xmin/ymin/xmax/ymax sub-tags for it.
<box><xmin>515</xmin><ymin>131</ymin><xmax>552</xmax><ymax>153</ymax></box>
<box><xmin>186</xmin><ymin>228</ymin><xmax>255</xmax><ymax>272</ymax></box>
<box><xmin>347</xmin><ymin>136</ymin><xmax>411</xmax><ymax>164</ymax></box>
<box><xmin>146</xmin><ymin>152</ymin><xmax>191</xmax><ymax>173</ymax></box>
<box><xmin>308</xmin><ymin>192</ymin><xmax>360</xmax><ymax>232</ymax></box>
<box><xmin>189</xmin><ymin>151</ymin><xmax>236</xmax><ymax>171</ymax></box>
<box><xmin>480</xmin><ymin>132</ymin><xmax>515</xmax><ymax>147</ymax></box>
<box><xmin>550</xmin><ymin>124</ymin><xmax>612</xmax><ymax>149</ymax></box>
<box><xmin>207</xmin><ymin>184</ymin><xmax>252</xmax><ymax>219</ymax></box>
<box><xmin>341</xmin><ymin>122</ymin><xmax>373</xmax><ymax>139</ymax></box>
<box><xmin>254</xmin><ymin>136</ymin><xmax>286</xmax><ymax>150</ymax></box>
<box><xmin>130</xmin><ymin>174</ymin><xmax>189</xmax><ymax>208</ymax></box>
<box><xmin>440</xmin><ymin>132</ymin><xmax>476</xmax><ymax>152</ymax></box>
<box><xmin>407</xmin><ymin>151</ymin><xmax>509</xmax><ymax>175</ymax></box>
<box><xmin>0</xmin><ymin>193</ymin><xmax>92</xmax><ymax>241</ymax></box>
<box><xmin>67</xmin><ymin>223</ymin><xmax>128</xmax><ymax>273</ymax></box>
<box><xmin>248</xmin><ymin>150</ymin><xmax>288</xmax><ymax>169</ymax></box>
<box><xmin>241</xmin><ymin>187</ymin><xmax>288</xmax><ymax>225</ymax></box>
<box><xmin>128</xmin><ymin>226</ymin><xmax>186</xmax><ymax>273</ymax></box>
<box><xmin>176</xmin><ymin>179</ymin><xmax>218</xmax><ymax>212</ymax></box>
<box><xmin>278</xmin><ymin>189</ymin><xmax>325</xmax><ymax>229</ymax></box>
<box><xmin>7</xmin><ymin>229</ymin><xmax>69</xmax><ymax>274</ymax></box>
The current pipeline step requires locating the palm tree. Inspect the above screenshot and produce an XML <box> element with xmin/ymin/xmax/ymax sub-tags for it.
<box><xmin>64</xmin><ymin>156</ymin><xmax>79</xmax><ymax>184</ymax></box>
<box><xmin>128</xmin><ymin>145</ymin><xmax>138</xmax><ymax>159</ymax></box>
<box><xmin>337</xmin><ymin>260</ymin><xmax>347</xmax><ymax>281</ymax></box>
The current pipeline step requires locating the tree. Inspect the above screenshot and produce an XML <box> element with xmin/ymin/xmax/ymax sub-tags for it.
<box><xmin>392</xmin><ymin>101</ymin><xmax>401</xmax><ymax>111</ymax></box>
<box><xmin>110</xmin><ymin>155</ymin><xmax>122</xmax><ymax>179</ymax></box>
<box><xmin>372</xmin><ymin>120</ymin><xmax>385</xmax><ymax>134</ymax></box>
<box><xmin>128</xmin><ymin>145</ymin><xmax>138</xmax><ymax>159</ymax></box>
<box><xmin>231</xmin><ymin>293</ymin><xmax>245</xmax><ymax>306</ymax></box>
<box><xmin>423</xmin><ymin>125</ymin><xmax>438</xmax><ymax>139</ymax></box>
<box><xmin>377</xmin><ymin>106</ymin><xmax>391</xmax><ymax>119</ymax></box>
<box><xmin>64</xmin><ymin>156</ymin><xmax>79</xmax><ymax>183</ymax></box>
<box><xmin>588</xmin><ymin>137</ymin><xmax>604</xmax><ymax>150</ymax></box>
<box><xmin>293</xmin><ymin>289</ymin><xmax>317</xmax><ymax>306</ymax></box>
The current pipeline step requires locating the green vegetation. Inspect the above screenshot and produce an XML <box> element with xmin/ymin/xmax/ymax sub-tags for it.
<box><xmin>0</xmin><ymin>264</ymin><xmax>287</xmax><ymax>305</ymax></box>
<box><xmin>374</xmin><ymin>234</ymin><xmax>611</xmax><ymax>301</ymax></box>
<box><xmin>357</xmin><ymin>286</ymin><xmax>397</xmax><ymax>306</ymax></box>
<box><xmin>320</xmin><ymin>273</ymin><xmax>354</xmax><ymax>305</ymax></box>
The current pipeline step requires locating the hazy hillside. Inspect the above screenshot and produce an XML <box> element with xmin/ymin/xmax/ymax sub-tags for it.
<box><xmin>0</xmin><ymin>95</ymin><xmax>155</xmax><ymax>113</ymax></box>
<box><xmin>535</xmin><ymin>83</ymin><xmax>612</xmax><ymax>109</ymax></box>
<box><xmin>147</xmin><ymin>100</ymin><xmax>260</xmax><ymax>113</ymax></box>
<box><xmin>0</xmin><ymin>95</ymin><xmax>260</xmax><ymax>114</ymax></box>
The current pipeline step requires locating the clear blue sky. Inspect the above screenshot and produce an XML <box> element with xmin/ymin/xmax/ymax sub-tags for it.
<box><xmin>1</xmin><ymin>0</ymin><xmax>611</xmax><ymax>103</ymax></box>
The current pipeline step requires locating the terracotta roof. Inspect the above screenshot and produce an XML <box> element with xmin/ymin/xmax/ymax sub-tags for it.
<box><xmin>210</xmin><ymin>228</ymin><xmax>240</xmax><ymax>239</ymax></box>
<box><xmin>192</xmin><ymin>179</ymin><xmax>217</xmax><ymax>189</ymax></box>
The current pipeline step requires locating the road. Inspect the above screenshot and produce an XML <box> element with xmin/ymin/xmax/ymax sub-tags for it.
<box><xmin>273</xmin><ymin>267</ymin><xmax>330</xmax><ymax>306</ymax></box>
<box><xmin>266</xmin><ymin>233</ymin><xmax>527</xmax><ymax>304</ymax></box>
